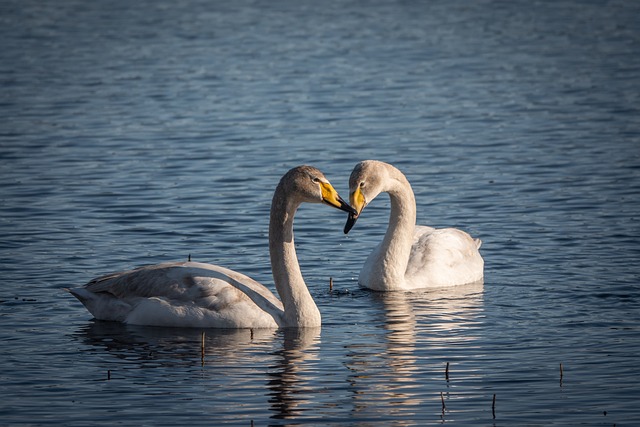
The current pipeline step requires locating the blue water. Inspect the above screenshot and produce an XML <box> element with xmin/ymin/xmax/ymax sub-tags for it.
<box><xmin>2</xmin><ymin>0</ymin><xmax>640</xmax><ymax>425</ymax></box>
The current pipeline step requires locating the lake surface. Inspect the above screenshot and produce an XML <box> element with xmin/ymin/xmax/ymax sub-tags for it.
<box><xmin>1</xmin><ymin>0</ymin><xmax>640</xmax><ymax>425</ymax></box>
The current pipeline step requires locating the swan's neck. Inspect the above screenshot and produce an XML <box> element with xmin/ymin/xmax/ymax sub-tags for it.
<box><xmin>269</xmin><ymin>188</ymin><xmax>321</xmax><ymax>328</ymax></box>
<box><xmin>377</xmin><ymin>174</ymin><xmax>416</xmax><ymax>288</ymax></box>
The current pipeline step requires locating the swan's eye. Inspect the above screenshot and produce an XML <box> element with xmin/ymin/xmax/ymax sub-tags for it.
<box><xmin>312</xmin><ymin>177</ymin><xmax>320</xmax><ymax>183</ymax></box>
<box><xmin>359</xmin><ymin>181</ymin><xmax>365</xmax><ymax>188</ymax></box>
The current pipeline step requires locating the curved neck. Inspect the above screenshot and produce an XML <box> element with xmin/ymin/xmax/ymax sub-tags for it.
<box><xmin>378</xmin><ymin>173</ymin><xmax>416</xmax><ymax>287</ymax></box>
<box><xmin>269</xmin><ymin>185</ymin><xmax>321</xmax><ymax>328</ymax></box>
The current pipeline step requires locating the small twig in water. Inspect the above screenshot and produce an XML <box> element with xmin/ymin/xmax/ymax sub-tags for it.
<box><xmin>445</xmin><ymin>362</ymin><xmax>450</xmax><ymax>381</ymax></box>
<box><xmin>107</xmin><ymin>370</ymin><xmax>111</xmax><ymax>381</ymax></box>
<box><xmin>492</xmin><ymin>394</ymin><xmax>496</xmax><ymax>419</ymax></box>
<box><xmin>201</xmin><ymin>331</ymin><xmax>205</xmax><ymax>366</ymax></box>
<box><xmin>188</xmin><ymin>254</ymin><xmax>191</xmax><ymax>262</ymax></box>
<box><xmin>441</xmin><ymin>392</ymin><xmax>446</xmax><ymax>414</ymax></box>
<box><xmin>560</xmin><ymin>363</ymin><xmax>564</xmax><ymax>386</ymax></box>
<box><xmin>329</xmin><ymin>277</ymin><xmax>333</xmax><ymax>292</ymax></box>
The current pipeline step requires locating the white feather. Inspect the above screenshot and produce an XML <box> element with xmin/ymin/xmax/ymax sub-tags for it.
<box><xmin>348</xmin><ymin>161</ymin><xmax>484</xmax><ymax>291</ymax></box>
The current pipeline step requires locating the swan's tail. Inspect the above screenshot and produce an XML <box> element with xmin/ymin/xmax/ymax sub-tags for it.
<box><xmin>474</xmin><ymin>238</ymin><xmax>482</xmax><ymax>249</ymax></box>
<box><xmin>66</xmin><ymin>287</ymin><xmax>131</xmax><ymax>322</ymax></box>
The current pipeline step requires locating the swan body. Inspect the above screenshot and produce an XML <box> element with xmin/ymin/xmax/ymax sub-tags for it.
<box><xmin>344</xmin><ymin>160</ymin><xmax>483</xmax><ymax>291</ymax></box>
<box><xmin>69</xmin><ymin>166</ymin><xmax>355</xmax><ymax>328</ymax></box>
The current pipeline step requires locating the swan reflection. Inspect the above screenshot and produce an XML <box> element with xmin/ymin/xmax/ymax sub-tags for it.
<box><xmin>267</xmin><ymin>327</ymin><xmax>321</xmax><ymax>420</ymax></box>
<box><xmin>74</xmin><ymin>321</ymin><xmax>279</xmax><ymax>367</ymax></box>
<box><xmin>72</xmin><ymin>322</ymin><xmax>321</xmax><ymax>421</ymax></box>
<box><xmin>345</xmin><ymin>281</ymin><xmax>484</xmax><ymax>420</ymax></box>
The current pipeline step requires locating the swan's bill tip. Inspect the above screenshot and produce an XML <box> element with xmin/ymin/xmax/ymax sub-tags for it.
<box><xmin>344</xmin><ymin>213</ymin><xmax>358</xmax><ymax>234</ymax></box>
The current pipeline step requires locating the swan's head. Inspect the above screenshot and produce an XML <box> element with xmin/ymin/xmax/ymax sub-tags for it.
<box><xmin>344</xmin><ymin>160</ymin><xmax>388</xmax><ymax>234</ymax></box>
<box><xmin>282</xmin><ymin>166</ymin><xmax>356</xmax><ymax>214</ymax></box>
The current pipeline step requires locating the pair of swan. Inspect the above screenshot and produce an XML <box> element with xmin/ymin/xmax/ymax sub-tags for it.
<box><xmin>69</xmin><ymin>162</ymin><xmax>483</xmax><ymax>328</ymax></box>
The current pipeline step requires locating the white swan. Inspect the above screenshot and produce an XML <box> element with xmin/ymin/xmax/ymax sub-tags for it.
<box><xmin>343</xmin><ymin>160</ymin><xmax>483</xmax><ymax>291</ymax></box>
<box><xmin>69</xmin><ymin>166</ymin><xmax>356</xmax><ymax>328</ymax></box>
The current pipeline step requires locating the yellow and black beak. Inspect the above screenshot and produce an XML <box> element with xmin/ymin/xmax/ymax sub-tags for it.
<box><xmin>344</xmin><ymin>186</ymin><xmax>366</xmax><ymax>234</ymax></box>
<box><xmin>320</xmin><ymin>182</ymin><xmax>357</xmax><ymax>215</ymax></box>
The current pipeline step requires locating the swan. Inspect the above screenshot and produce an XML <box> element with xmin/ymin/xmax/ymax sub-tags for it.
<box><xmin>68</xmin><ymin>166</ymin><xmax>356</xmax><ymax>328</ymax></box>
<box><xmin>343</xmin><ymin>160</ymin><xmax>483</xmax><ymax>291</ymax></box>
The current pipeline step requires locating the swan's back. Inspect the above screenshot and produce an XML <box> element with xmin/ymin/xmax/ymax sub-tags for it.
<box><xmin>69</xmin><ymin>261</ymin><xmax>284</xmax><ymax>328</ymax></box>
<box><xmin>404</xmin><ymin>226</ymin><xmax>484</xmax><ymax>289</ymax></box>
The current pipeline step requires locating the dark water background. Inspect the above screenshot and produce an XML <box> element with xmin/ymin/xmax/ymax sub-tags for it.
<box><xmin>1</xmin><ymin>0</ymin><xmax>639</xmax><ymax>425</ymax></box>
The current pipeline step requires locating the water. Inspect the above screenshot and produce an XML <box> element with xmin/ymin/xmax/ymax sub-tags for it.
<box><xmin>1</xmin><ymin>0</ymin><xmax>640</xmax><ymax>425</ymax></box>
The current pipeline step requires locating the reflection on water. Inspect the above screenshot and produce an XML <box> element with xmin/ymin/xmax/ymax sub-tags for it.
<box><xmin>73</xmin><ymin>321</ymin><xmax>322</xmax><ymax>422</ymax></box>
<box><xmin>72</xmin><ymin>286</ymin><xmax>484</xmax><ymax>424</ymax></box>
<box><xmin>345</xmin><ymin>283</ymin><xmax>484</xmax><ymax>421</ymax></box>
<box><xmin>267</xmin><ymin>327</ymin><xmax>321</xmax><ymax>420</ymax></box>
<box><xmin>75</xmin><ymin>321</ymin><xmax>278</xmax><ymax>366</ymax></box>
